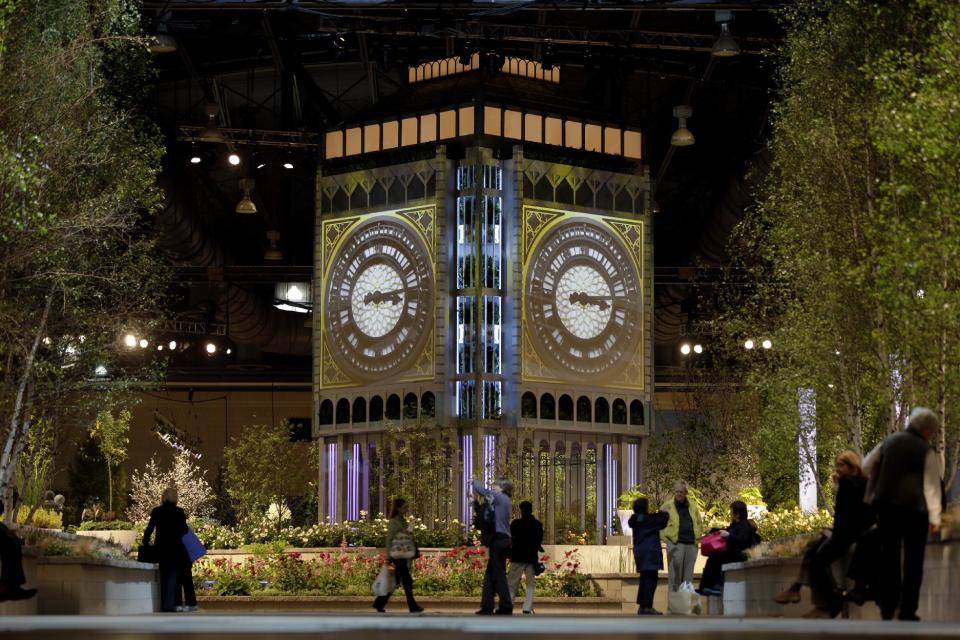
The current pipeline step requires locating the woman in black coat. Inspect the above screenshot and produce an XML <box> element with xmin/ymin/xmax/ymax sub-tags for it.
<box><xmin>628</xmin><ymin>497</ymin><xmax>669</xmax><ymax>615</ymax></box>
<box><xmin>698</xmin><ymin>500</ymin><xmax>757</xmax><ymax>595</ymax></box>
<box><xmin>143</xmin><ymin>487</ymin><xmax>196</xmax><ymax>612</ymax></box>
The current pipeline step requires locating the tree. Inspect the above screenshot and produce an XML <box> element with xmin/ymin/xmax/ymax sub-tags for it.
<box><xmin>89</xmin><ymin>407</ymin><xmax>131</xmax><ymax>513</ymax></box>
<box><xmin>379</xmin><ymin>419</ymin><xmax>457</xmax><ymax>522</ymax></box>
<box><xmin>128</xmin><ymin>450</ymin><xmax>215</xmax><ymax>523</ymax></box>
<box><xmin>0</xmin><ymin>0</ymin><xmax>169</xmax><ymax>520</ymax></box>
<box><xmin>717</xmin><ymin>0</ymin><xmax>960</xmax><ymax>502</ymax></box>
<box><xmin>223</xmin><ymin>423</ymin><xmax>316</xmax><ymax>521</ymax></box>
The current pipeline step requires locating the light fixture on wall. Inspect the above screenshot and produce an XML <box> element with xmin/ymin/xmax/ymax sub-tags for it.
<box><xmin>274</xmin><ymin>282</ymin><xmax>312</xmax><ymax>313</ymax></box>
<box><xmin>236</xmin><ymin>178</ymin><xmax>257</xmax><ymax>214</ymax></box>
<box><xmin>198</xmin><ymin>103</ymin><xmax>224</xmax><ymax>143</ymax></box>
<box><xmin>264</xmin><ymin>230</ymin><xmax>283</xmax><ymax>261</ymax></box>
<box><xmin>671</xmin><ymin>105</ymin><xmax>695</xmax><ymax>147</ymax></box>
<box><xmin>712</xmin><ymin>11</ymin><xmax>741</xmax><ymax>58</ymax></box>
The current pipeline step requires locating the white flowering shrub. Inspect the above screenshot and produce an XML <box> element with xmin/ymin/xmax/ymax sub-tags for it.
<box><xmin>128</xmin><ymin>451</ymin><xmax>215</xmax><ymax>523</ymax></box>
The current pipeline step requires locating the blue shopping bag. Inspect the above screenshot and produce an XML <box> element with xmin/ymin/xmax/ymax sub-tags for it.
<box><xmin>182</xmin><ymin>527</ymin><xmax>207</xmax><ymax>562</ymax></box>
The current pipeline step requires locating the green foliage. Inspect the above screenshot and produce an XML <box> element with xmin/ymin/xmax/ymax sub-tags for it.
<box><xmin>194</xmin><ymin>545</ymin><xmax>600</xmax><ymax>598</ymax></box>
<box><xmin>243</xmin><ymin>540</ymin><xmax>288</xmax><ymax>558</ymax></box>
<box><xmin>753</xmin><ymin>507</ymin><xmax>833</xmax><ymax>542</ymax></box>
<box><xmin>379</xmin><ymin>420</ymin><xmax>458</xmax><ymax>523</ymax></box>
<box><xmin>617</xmin><ymin>485</ymin><xmax>646</xmax><ymax>510</ymax></box>
<box><xmin>15</xmin><ymin>505</ymin><xmax>62</xmax><ymax>529</ymax></box>
<box><xmin>66</xmin><ymin>436</ymin><xmax>126</xmax><ymax>524</ymax></box>
<box><xmin>714</xmin><ymin>0</ymin><xmax>960</xmax><ymax>503</ymax></box>
<box><xmin>89</xmin><ymin>407</ymin><xmax>132</xmax><ymax>513</ymax></box>
<box><xmin>77</xmin><ymin>520</ymin><xmax>134</xmax><ymax>531</ymax></box>
<box><xmin>14</xmin><ymin>418</ymin><xmax>53</xmax><ymax>508</ymax></box>
<box><xmin>223</xmin><ymin>423</ymin><xmax>316</xmax><ymax>520</ymax></box>
<box><xmin>0</xmin><ymin>0</ymin><xmax>169</xmax><ymax>517</ymax></box>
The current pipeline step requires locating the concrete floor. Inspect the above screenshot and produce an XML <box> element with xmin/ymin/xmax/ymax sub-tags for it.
<box><xmin>1</xmin><ymin>615</ymin><xmax>959</xmax><ymax>640</ymax></box>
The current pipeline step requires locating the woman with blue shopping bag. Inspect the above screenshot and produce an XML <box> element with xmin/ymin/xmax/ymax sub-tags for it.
<box><xmin>143</xmin><ymin>487</ymin><xmax>200</xmax><ymax>612</ymax></box>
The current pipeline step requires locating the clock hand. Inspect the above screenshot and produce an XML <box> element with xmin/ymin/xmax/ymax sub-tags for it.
<box><xmin>568</xmin><ymin>291</ymin><xmax>613</xmax><ymax>310</ymax></box>
<box><xmin>364</xmin><ymin>289</ymin><xmax>404</xmax><ymax>305</ymax></box>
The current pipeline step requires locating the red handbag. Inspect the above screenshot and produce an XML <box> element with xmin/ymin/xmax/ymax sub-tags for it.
<box><xmin>700</xmin><ymin>531</ymin><xmax>728</xmax><ymax>557</ymax></box>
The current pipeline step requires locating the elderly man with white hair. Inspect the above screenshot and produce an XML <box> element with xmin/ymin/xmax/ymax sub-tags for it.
<box><xmin>863</xmin><ymin>406</ymin><xmax>942</xmax><ymax>622</ymax></box>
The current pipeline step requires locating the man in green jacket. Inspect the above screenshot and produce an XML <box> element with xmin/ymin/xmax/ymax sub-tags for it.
<box><xmin>660</xmin><ymin>481</ymin><xmax>702</xmax><ymax>592</ymax></box>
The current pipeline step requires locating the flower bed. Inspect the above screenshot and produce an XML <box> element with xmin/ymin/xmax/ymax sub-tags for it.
<box><xmin>193</xmin><ymin>545</ymin><xmax>600</xmax><ymax>598</ymax></box>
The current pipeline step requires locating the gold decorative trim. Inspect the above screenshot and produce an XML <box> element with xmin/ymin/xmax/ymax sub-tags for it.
<box><xmin>318</xmin><ymin>206</ymin><xmax>438</xmax><ymax>390</ymax></box>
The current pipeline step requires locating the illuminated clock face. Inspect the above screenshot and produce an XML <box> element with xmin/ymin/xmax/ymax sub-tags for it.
<box><xmin>525</xmin><ymin>219</ymin><xmax>642</xmax><ymax>377</ymax></box>
<box><xmin>325</xmin><ymin>218</ymin><xmax>434</xmax><ymax>381</ymax></box>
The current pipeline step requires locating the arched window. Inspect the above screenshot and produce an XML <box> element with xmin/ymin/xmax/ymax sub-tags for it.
<box><xmin>612</xmin><ymin>398</ymin><xmax>627</xmax><ymax>424</ymax></box>
<box><xmin>370</xmin><ymin>396</ymin><xmax>384</xmax><ymax>422</ymax></box>
<box><xmin>403</xmin><ymin>393</ymin><xmax>418</xmax><ymax>419</ymax></box>
<box><xmin>421</xmin><ymin>391</ymin><xmax>436</xmax><ymax>418</ymax></box>
<box><xmin>319</xmin><ymin>399</ymin><xmax>333</xmax><ymax>426</ymax></box>
<box><xmin>521</xmin><ymin>392</ymin><xmax>537</xmax><ymax>419</ymax></box>
<box><xmin>386</xmin><ymin>394</ymin><xmax>401</xmax><ymax>420</ymax></box>
<box><xmin>595</xmin><ymin>397</ymin><xmax>610</xmax><ymax>424</ymax></box>
<box><xmin>353</xmin><ymin>397</ymin><xmax>367</xmax><ymax>423</ymax></box>
<box><xmin>576</xmin><ymin>396</ymin><xmax>592</xmax><ymax>422</ymax></box>
<box><xmin>630</xmin><ymin>400</ymin><xmax>644</xmax><ymax>426</ymax></box>
<box><xmin>336</xmin><ymin>398</ymin><xmax>350</xmax><ymax>425</ymax></box>
<box><xmin>540</xmin><ymin>393</ymin><xmax>556</xmax><ymax>420</ymax></box>
<box><xmin>559</xmin><ymin>394</ymin><xmax>574</xmax><ymax>421</ymax></box>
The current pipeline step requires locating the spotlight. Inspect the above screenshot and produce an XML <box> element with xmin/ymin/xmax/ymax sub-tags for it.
<box><xmin>139</xmin><ymin>338</ymin><xmax>149</xmax><ymax>349</ymax></box>
<box><xmin>124</xmin><ymin>334</ymin><xmax>137</xmax><ymax>348</ymax></box>
<box><xmin>148</xmin><ymin>32</ymin><xmax>177</xmax><ymax>55</ymax></box>
<box><xmin>762</xmin><ymin>339</ymin><xmax>773</xmax><ymax>350</ymax></box>
<box><xmin>458</xmin><ymin>41</ymin><xmax>473</xmax><ymax>66</ymax></box>
<box><xmin>680</xmin><ymin>343</ymin><xmax>691</xmax><ymax>356</ymax></box>
<box><xmin>226</xmin><ymin>348</ymin><xmax>232</xmax><ymax>355</ymax></box>
<box><xmin>283</xmin><ymin>162</ymin><xmax>294</xmax><ymax>170</ymax></box>
<box><xmin>169</xmin><ymin>340</ymin><xmax>178</xmax><ymax>350</ymax></box>
<box><xmin>257</xmin><ymin>163</ymin><xmax>266</xmax><ymax>170</ymax></box>
<box><xmin>205</xmin><ymin>342</ymin><xmax>217</xmax><ymax>354</ymax></box>
<box><xmin>693</xmin><ymin>344</ymin><xmax>703</xmax><ymax>354</ymax></box>
<box><xmin>157</xmin><ymin>344</ymin><xmax>164</xmax><ymax>351</ymax></box>
<box><xmin>671</xmin><ymin>105</ymin><xmax>695</xmax><ymax>147</ymax></box>
<box><xmin>228</xmin><ymin>153</ymin><xmax>241</xmax><ymax>166</ymax></box>
<box><xmin>190</xmin><ymin>156</ymin><xmax>202</xmax><ymax>165</ymax></box>
<box><xmin>484</xmin><ymin>50</ymin><xmax>505</xmax><ymax>75</ymax></box>
<box><xmin>287</xmin><ymin>284</ymin><xmax>304</xmax><ymax>302</ymax></box>
<box><xmin>332</xmin><ymin>32</ymin><xmax>346</xmax><ymax>56</ymax></box>
<box><xmin>94</xmin><ymin>364</ymin><xmax>108</xmax><ymax>377</ymax></box>
<box><xmin>744</xmin><ymin>339</ymin><xmax>754</xmax><ymax>350</ymax></box>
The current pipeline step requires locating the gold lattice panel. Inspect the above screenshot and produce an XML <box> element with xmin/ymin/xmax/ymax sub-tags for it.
<box><xmin>319</xmin><ymin>206</ymin><xmax>438</xmax><ymax>389</ymax></box>
<box><xmin>521</xmin><ymin>205</ymin><xmax>646</xmax><ymax>391</ymax></box>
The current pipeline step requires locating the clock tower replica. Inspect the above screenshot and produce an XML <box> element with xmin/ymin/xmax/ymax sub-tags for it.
<box><xmin>314</xmin><ymin>56</ymin><xmax>651</xmax><ymax>542</ymax></box>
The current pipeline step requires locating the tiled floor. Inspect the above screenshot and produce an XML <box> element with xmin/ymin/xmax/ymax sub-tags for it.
<box><xmin>1</xmin><ymin>615</ymin><xmax>959</xmax><ymax>640</ymax></box>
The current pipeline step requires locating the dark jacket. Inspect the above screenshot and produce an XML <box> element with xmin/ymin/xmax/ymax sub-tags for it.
<box><xmin>725</xmin><ymin>519</ymin><xmax>756</xmax><ymax>558</ymax></box>
<box><xmin>629</xmin><ymin>511</ymin><xmax>669</xmax><ymax>572</ymax></box>
<box><xmin>832</xmin><ymin>475</ymin><xmax>872</xmax><ymax>543</ymax></box>
<box><xmin>872</xmin><ymin>429</ymin><xmax>931</xmax><ymax>513</ymax></box>
<box><xmin>143</xmin><ymin>502</ymin><xmax>189</xmax><ymax>567</ymax></box>
<box><xmin>509</xmin><ymin>514</ymin><xmax>544</xmax><ymax>564</ymax></box>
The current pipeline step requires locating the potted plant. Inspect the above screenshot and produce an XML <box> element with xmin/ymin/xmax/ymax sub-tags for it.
<box><xmin>616</xmin><ymin>486</ymin><xmax>646</xmax><ymax>537</ymax></box>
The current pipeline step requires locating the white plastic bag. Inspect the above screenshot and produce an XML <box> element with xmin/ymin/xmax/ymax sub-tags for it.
<box><xmin>668</xmin><ymin>581</ymin><xmax>702</xmax><ymax>615</ymax></box>
<box><xmin>372</xmin><ymin>564</ymin><xmax>395</xmax><ymax>597</ymax></box>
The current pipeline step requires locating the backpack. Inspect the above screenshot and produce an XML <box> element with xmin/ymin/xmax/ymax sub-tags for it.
<box><xmin>472</xmin><ymin>494</ymin><xmax>497</xmax><ymax>545</ymax></box>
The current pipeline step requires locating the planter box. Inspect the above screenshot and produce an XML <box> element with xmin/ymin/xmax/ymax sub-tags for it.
<box><xmin>722</xmin><ymin>538</ymin><xmax>960</xmax><ymax>621</ymax></box>
<box><xmin>34</xmin><ymin>556</ymin><xmax>159</xmax><ymax>615</ymax></box>
<box><xmin>196</xmin><ymin>594</ymin><xmax>621</xmax><ymax>614</ymax></box>
<box><xmin>75</xmin><ymin>529</ymin><xmax>138</xmax><ymax>552</ymax></box>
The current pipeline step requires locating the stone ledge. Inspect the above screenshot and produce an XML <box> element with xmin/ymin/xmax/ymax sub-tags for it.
<box><xmin>37</xmin><ymin>556</ymin><xmax>157</xmax><ymax>571</ymax></box>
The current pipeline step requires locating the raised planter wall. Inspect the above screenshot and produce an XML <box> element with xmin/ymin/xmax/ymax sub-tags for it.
<box><xmin>75</xmin><ymin>529</ymin><xmax>138</xmax><ymax>552</ymax></box>
<box><xmin>0</xmin><ymin>554</ymin><xmax>39</xmax><ymax>616</ymax></box>
<box><xmin>722</xmin><ymin>538</ymin><xmax>960</xmax><ymax>621</ymax></box>
<box><xmin>196</xmin><ymin>595</ymin><xmax>620</xmax><ymax>614</ymax></box>
<box><xmin>34</xmin><ymin>556</ymin><xmax>159</xmax><ymax>615</ymax></box>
